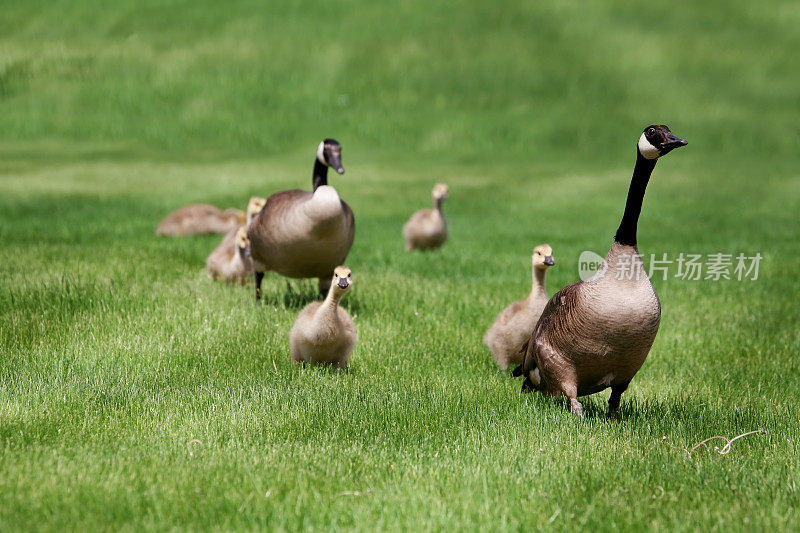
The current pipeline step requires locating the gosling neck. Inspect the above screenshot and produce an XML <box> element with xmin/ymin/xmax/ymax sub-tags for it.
<box><xmin>531</xmin><ymin>266</ymin><xmax>547</xmax><ymax>297</ymax></box>
<box><xmin>313</xmin><ymin>159</ymin><xmax>329</xmax><ymax>191</ymax></box>
<box><xmin>322</xmin><ymin>285</ymin><xmax>345</xmax><ymax>309</ymax></box>
<box><xmin>433</xmin><ymin>197</ymin><xmax>445</xmax><ymax>213</ymax></box>
<box><xmin>614</xmin><ymin>150</ymin><xmax>657</xmax><ymax>247</ymax></box>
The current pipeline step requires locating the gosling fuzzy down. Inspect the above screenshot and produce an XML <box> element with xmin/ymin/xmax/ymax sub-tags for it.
<box><xmin>156</xmin><ymin>203</ymin><xmax>245</xmax><ymax>236</ymax></box>
<box><xmin>484</xmin><ymin>244</ymin><xmax>555</xmax><ymax>370</ymax></box>
<box><xmin>403</xmin><ymin>183</ymin><xmax>449</xmax><ymax>251</ymax></box>
<box><xmin>205</xmin><ymin>226</ymin><xmax>253</xmax><ymax>284</ymax></box>
<box><xmin>205</xmin><ymin>197</ymin><xmax>266</xmax><ymax>284</ymax></box>
<box><xmin>289</xmin><ymin>266</ymin><xmax>357</xmax><ymax>369</ymax></box>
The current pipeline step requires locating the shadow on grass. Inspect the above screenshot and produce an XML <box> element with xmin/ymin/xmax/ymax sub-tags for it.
<box><xmin>254</xmin><ymin>279</ymin><xmax>320</xmax><ymax>309</ymax></box>
<box><xmin>253</xmin><ymin>277</ymin><xmax>364</xmax><ymax>315</ymax></box>
<box><xmin>521</xmin><ymin>389</ymin><xmax>764</xmax><ymax>428</ymax></box>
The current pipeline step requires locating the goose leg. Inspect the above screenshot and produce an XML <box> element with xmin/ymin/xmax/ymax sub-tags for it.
<box><xmin>254</xmin><ymin>271</ymin><xmax>264</xmax><ymax>303</ymax></box>
<box><xmin>569</xmin><ymin>398</ymin><xmax>584</xmax><ymax>417</ymax></box>
<box><xmin>563</xmin><ymin>384</ymin><xmax>583</xmax><ymax>417</ymax></box>
<box><xmin>608</xmin><ymin>381</ymin><xmax>630</xmax><ymax>414</ymax></box>
<box><xmin>318</xmin><ymin>276</ymin><xmax>331</xmax><ymax>298</ymax></box>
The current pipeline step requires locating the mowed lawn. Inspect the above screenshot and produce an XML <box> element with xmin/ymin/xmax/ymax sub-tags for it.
<box><xmin>2</xmin><ymin>0</ymin><xmax>800</xmax><ymax>530</ymax></box>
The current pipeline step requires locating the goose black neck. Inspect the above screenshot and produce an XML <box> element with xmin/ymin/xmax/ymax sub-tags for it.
<box><xmin>614</xmin><ymin>151</ymin><xmax>657</xmax><ymax>246</ymax></box>
<box><xmin>313</xmin><ymin>160</ymin><xmax>328</xmax><ymax>191</ymax></box>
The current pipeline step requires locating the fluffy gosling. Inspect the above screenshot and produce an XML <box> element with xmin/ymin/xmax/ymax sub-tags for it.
<box><xmin>483</xmin><ymin>244</ymin><xmax>555</xmax><ymax>370</ymax></box>
<box><xmin>289</xmin><ymin>266</ymin><xmax>357</xmax><ymax>369</ymax></box>
<box><xmin>403</xmin><ymin>183</ymin><xmax>449</xmax><ymax>251</ymax></box>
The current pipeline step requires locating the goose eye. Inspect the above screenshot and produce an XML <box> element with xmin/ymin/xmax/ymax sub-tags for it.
<box><xmin>348</xmin><ymin>273</ymin><xmax>351</xmax><ymax>277</ymax></box>
<box><xmin>648</xmin><ymin>128</ymin><xmax>655</xmax><ymax>135</ymax></box>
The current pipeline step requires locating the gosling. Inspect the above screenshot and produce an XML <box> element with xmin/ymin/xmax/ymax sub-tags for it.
<box><xmin>205</xmin><ymin>226</ymin><xmax>253</xmax><ymax>284</ymax></box>
<box><xmin>289</xmin><ymin>266</ymin><xmax>357</xmax><ymax>369</ymax></box>
<box><xmin>156</xmin><ymin>203</ymin><xmax>245</xmax><ymax>236</ymax></box>
<box><xmin>205</xmin><ymin>197</ymin><xmax>266</xmax><ymax>284</ymax></box>
<box><xmin>483</xmin><ymin>244</ymin><xmax>555</xmax><ymax>370</ymax></box>
<box><xmin>403</xmin><ymin>183</ymin><xmax>449</xmax><ymax>251</ymax></box>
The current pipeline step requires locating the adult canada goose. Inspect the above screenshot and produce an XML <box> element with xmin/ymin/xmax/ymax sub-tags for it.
<box><xmin>403</xmin><ymin>183</ymin><xmax>449</xmax><ymax>251</ymax></box>
<box><xmin>206</xmin><ymin>226</ymin><xmax>253</xmax><ymax>284</ymax></box>
<box><xmin>289</xmin><ymin>266</ymin><xmax>357</xmax><ymax>369</ymax></box>
<box><xmin>484</xmin><ymin>244</ymin><xmax>555</xmax><ymax>370</ymax></box>
<box><xmin>205</xmin><ymin>197</ymin><xmax>266</xmax><ymax>284</ymax></box>
<box><xmin>248</xmin><ymin>139</ymin><xmax>355</xmax><ymax>301</ymax></box>
<box><xmin>514</xmin><ymin>125</ymin><xmax>687</xmax><ymax>416</ymax></box>
<box><xmin>156</xmin><ymin>204</ymin><xmax>245</xmax><ymax>236</ymax></box>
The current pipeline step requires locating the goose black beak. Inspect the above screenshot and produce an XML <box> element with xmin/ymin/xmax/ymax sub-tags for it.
<box><xmin>544</xmin><ymin>255</ymin><xmax>555</xmax><ymax>266</ymax></box>
<box><xmin>329</xmin><ymin>155</ymin><xmax>345</xmax><ymax>174</ymax></box>
<box><xmin>337</xmin><ymin>278</ymin><xmax>349</xmax><ymax>289</ymax></box>
<box><xmin>660</xmin><ymin>133</ymin><xmax>688</xmax><ymax>154</ymax></box>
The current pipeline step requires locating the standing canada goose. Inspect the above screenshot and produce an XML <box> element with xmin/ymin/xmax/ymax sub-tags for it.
<box><xmin>205</xmin><ymin>197</ymin><xmax>266</xmax><ymax>284</ymax></box>
<box><xmin>514</xmin><ymin>125</ymin><xmax>687</xmax><ymax>416</ymax></box>
<box><xmin>156</xmin><ymin>204</ymin><xmax>245</xmax><ymax>236</ymax></box>
<box><xmin>403</xmin><ymin>183</ymin><xmax>449</xmax><ymax>251</ymax></box>
<box><xmin>289</xmin><ymin>266</ymin><xmax>357</xmax><ymax>369</ymax></box>
<box><xmin>248</xmin><ymin>139</ymin><xmax>355</xmax><ymax>301</ymax></box>
<box><xmin>483</xmin><ymin>244</ymin><xmax>555</xmax><ymax>370</ymax></box>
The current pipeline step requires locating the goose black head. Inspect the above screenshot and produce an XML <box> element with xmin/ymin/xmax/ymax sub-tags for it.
<box><xmin>317</xmin><ymin>138</ymin><xmax>344</xmax><ymax>174</ymax></box>
<box><xmin>637</xmin><ymin>125</ymin><xmax>688</xmax><ymax>160</ymax></box>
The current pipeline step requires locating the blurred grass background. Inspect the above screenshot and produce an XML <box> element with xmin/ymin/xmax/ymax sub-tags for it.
<box><xmin>1</xmin><ymin>0</ymin><xmax>799</xmax><ymax>530</ymax></box>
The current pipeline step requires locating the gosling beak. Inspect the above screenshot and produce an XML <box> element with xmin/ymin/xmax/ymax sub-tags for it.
<box><xmin>337</xmin><ymin>277</ymin><xmax>349</xmax><ymax>289</ymax></box>
<box><xmin>544</xmin><ymin>255</ymin><xmax>555</xmax><ymax>266</ymax></box>
<box><xmin>660</xmin><ymin>133</ymin><xmax>688</xmax><ymax>154</ymax></box>
<box><xmin>329</xmin><ymin>154</ymin><xmax>345</xmax><ymax>175</ymax></box>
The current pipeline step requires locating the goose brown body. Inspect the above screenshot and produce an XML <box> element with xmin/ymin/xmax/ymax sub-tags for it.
<box><xmin>156</xmin><ymin>204</ymin><xmax>245</xmax><ymax>236</ymax></box>
<box><xmin>522</xmin><ymin>244</ymin><xmax>660</xmax><ymax>400</ymax></box>
<box><xmin>248</xmin><ymin>187</ymin><xmax>354</xmax><ymax>279</ymax></box>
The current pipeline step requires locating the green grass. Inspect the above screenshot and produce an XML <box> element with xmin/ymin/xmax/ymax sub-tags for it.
<box><xmin>1</xmin><ymin>0</ymin><xmax>799</xmax><ymax>530</ymax></box>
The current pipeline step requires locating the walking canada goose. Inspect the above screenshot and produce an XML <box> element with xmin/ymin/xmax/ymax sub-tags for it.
<box><xmin>156</xmin><ymin>204</ymin><xmax>245</xmax><ymax>236</ymax></box>
<box><xmin>483</xmin><ymin>244</ymin><xmax>555</xmax><ymax>370</ymax></box>
<box><xmin>205</xmin><ymin>197</ymin><xmax>266</xmax><ymax>284</ymax></box>
<box><xmin>513</xmin><ymin>125</ymin><xmax>687</xmax><ymax>416</ymax></box>
<box><xmin>248</xmin><ymin>139</ymin><xmax>355</xmax><ymax>301</ymax></box>
<box><xmin>403</xmin><ymin>183</ymin><xmax>449</xmax><ymax>251</ymax></box>
<box><xmin>289</xmin><ymin>266</ymin><xmax>357</xmax><ymax>369</ymax></box>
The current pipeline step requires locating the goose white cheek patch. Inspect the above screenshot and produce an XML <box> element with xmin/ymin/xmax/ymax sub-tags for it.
<box><xmin>638</xmin><ymin>133</ymin><xmax>660</xmax><ymax>159</ymax></box>
<box><xmin>317</xmin><ymin>141</ymin><xmax>327</xmax><ymax>165</ymax></box>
